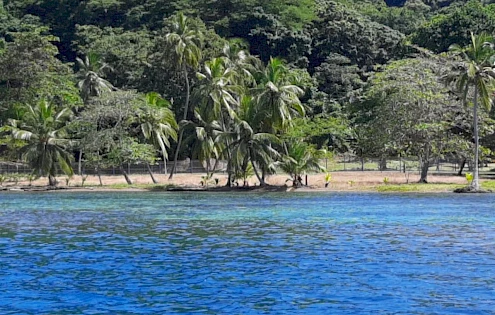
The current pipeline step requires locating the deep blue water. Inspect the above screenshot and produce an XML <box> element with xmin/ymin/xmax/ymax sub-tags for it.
<box><xmin>0</xmin><ymin>192</ymin><xmax>494</xmax><ymax>314</ymax></box>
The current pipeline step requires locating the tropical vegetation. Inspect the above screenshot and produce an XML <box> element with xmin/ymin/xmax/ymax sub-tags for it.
<box><xmin>1</xmin><ymin>0</ymin><xmax>495</xmax><ymax>191</ymax></box>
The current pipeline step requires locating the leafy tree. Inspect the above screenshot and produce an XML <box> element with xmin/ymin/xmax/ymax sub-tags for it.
<box><xmin>412</xmin><ymin>1</ymin><xmax>495</xmax><ymax>53</ymax></box>
<box><xmin>358</xmin><ymin>58</ymin><xmax>470</xmax><ymax>183</ymax></box>
<box><xmin>311</xmin><ymin>1</ymin><xmax>405</xmax><ymax>70</ymax></box>
<box><xmin>74</xmin><ymin>25</ymin><xmax>154</xmax><ymax>90</ymax></box>
<box><xmin>446</xmin><ymin>33</ymin><xmax>495</xmax><ymax>190</ymax></box>
<box><xmin>4</xmin><ymin>99</ymin><xmax>74</xmax><ymax>186</ymax></box>
<box><xmin>0</xmin><ymin>28</ymin><xmax>80</xmax><ymax>121</ymax></box>
<box><xmin>76</xmin><ymin>90</ymin><xmax>150</xmax><ymax>185</ymax></box>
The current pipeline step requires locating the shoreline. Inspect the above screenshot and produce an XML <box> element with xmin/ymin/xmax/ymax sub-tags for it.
<box><xmin>0</xmin><ymin>172</ymin><xmax>488</xmax><ymax>193</ymax></box>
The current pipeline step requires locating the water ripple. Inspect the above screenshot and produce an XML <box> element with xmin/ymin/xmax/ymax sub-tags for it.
<box><xmin>0</xmin><ymin>192</ymin><xmax>494</xmax><ymax>314</ymax></box>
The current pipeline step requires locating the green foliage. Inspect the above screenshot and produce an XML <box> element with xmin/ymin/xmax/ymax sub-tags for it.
<box><xmin>354</xmin><ymin>58</ymin><xmax>472</xmax><ymax>181</ymax></box>
<box><xmin>412</xmin><ymin>0</ymin><xmax>495</xmax><ymax>53</ymax></box>
<box><xmin>277</xmin><ymin>141</ymin><xmax>326</xmax><ymax>187</ymax></box>
<box><xmin>311</xmin><ymin>1</ymin><xmax>405</xmax><ymax>70</ymax></box>
<box><xmin>284</xmin><ymin>116</ymin><xmax>352</xmax><ymax>152</ymax></box>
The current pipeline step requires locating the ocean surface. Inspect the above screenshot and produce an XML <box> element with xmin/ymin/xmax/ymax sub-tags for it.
<box><xmin>0</xmin><ymin>191</ymin><xmax>494</xmax><ymax>314</ymax></box>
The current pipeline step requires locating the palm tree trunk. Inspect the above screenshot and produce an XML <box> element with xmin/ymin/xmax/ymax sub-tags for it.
<box><xmin>78</xmin><ymin>150</ymin><xmax>83</xmax><ymax>175</ymax></box>
<box><xmin>146</xmin><ymin>163</ymin><xmax>158</xmax><ymax>184</ymax></box>
<box><xmin>211</xmin><ymin>158</ymin><xmax>220</xmax><ymax>173</ymax></box>
<box><xmin>251</xmin><ymin>161</ymin><xmax>264</xmax><ymax>186</ymax></box>
<box><xmin>472</xmin><ymin>87</ymin><xmax>480</xmax><ymax>190</ymax></box>
<box><xmin>169</xmin><ymin>66</ymin><xmax>190</xmax><ymax>179</ymax></box>
<box><xmin>48</xmin><ymin>175</ymin><xmax>57</xmax><ymax>187</ymax></box>
<box><xmin>163</xmin><ymin>156</ymin><xmax>168</xmax><ymax>175</ymax></box>
<box><xmin>120</xmin><ymin>165</ymin><xmax>133</xmax><ymax>185</ymax></box>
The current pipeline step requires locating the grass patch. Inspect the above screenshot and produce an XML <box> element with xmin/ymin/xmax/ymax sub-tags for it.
<box><xmin>481</xmin><ymin>181</ymin><xmax>495</xmax><ymax>190</ymax></box>
<box><xmin>376</xmin><ymin>183</ymin><xmax>464</xmax><ymax>192</ymax></box>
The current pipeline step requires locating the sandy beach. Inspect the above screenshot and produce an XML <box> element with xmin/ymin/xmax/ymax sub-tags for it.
<box><xmin>0</xmin><ymin>171</ymin><xmax>472</xmax><ymax>192</ymax></box>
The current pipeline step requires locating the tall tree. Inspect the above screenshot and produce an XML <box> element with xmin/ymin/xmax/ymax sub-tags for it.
<box><xmin>447</xmin><ymin>32</ymin><xmax>495</xmax><ymax>190</ymax></box>
<box><xmin>166</xmin><ymin>12</ymin><xmax>203</xmax><ymax>179</ymax></box>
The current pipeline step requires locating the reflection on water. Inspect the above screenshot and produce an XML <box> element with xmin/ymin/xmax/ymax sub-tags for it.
<box><xmin>0</xmin><ymin>192</ymin><xmax>494</xmax><ymax>314</ymax></box>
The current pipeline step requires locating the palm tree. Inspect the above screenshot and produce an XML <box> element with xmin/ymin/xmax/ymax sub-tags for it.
<box><xmin>138</xmin><ymin>92</ymin><xmax>178</xmax><ymax>182</ymax></box>
<box><xmin>220</xmin><ymin>95</ymin><xmax>281</xmax><ymax>186</ymax></box>
<box><xmin>251</xmin><ymin>57</ymin><xmax>306</xmax><ymax>133</ymax></box>
<box><xmin>6</xmin><ymin>100</ymin><xmax>74</xmax><ymax>186</ymax></box>
<box><xmin>195</xmin><ymin>57</ymin><xmax>240</xmax><ymax>185</ymax></box>
<box><xmin>182</xmin><ymin>107</ymin><xmax>223</xmax><ymax>175</ymax></box>
<box><xmin>166</xmin><ymin>12</ymin><xmax>203</xmax><ymax>179</ymax></box>
<box><xmin>76</xmin><ymin>52</ymin><xmax>114</xmax><ymax>102</ymax></box>
<box><xmin>447</xmin><ymin>32</ymin><xmax>495</xmax><ymax>190</ymax></box>
<box><xmin>277</xmin><ymin>141</ymin><xmax>325</xmax><ymax>188</ymax></box>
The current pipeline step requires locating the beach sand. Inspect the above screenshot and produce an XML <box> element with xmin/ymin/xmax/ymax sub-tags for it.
<box><xmin>3</xmin><ymin>171</ymin><xmax>470</xmax><ymax>192</ymax></box>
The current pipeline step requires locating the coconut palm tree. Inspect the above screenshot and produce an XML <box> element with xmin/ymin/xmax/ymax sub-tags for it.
<box><xmin>167</xmin><ymin>12</ymin><xmax>203</xmax><ymax>179</ymax></box>
<box><xmin>6</xmin><ymin>100</ymin><xmax>73</xmax><ymax>186</ymax></box>
<box><xmin>251</xmin><ymin>57</ymin><xmax>306</xmax><ymax>133</ymax></box>
<box><xmin>194</xmin><ymin>57</ymin><xmax>241</xmax><ymax>185</ymax></box>
<box><xmin>220</xmin><ymin>95</ymin><xmax>282</xmax><ymax>186</ymax></box>
<box><xmin>447</xmin><ymin>32</ymin><xmax>495</xmax><ymax>190</ymax></box>
<box><xmin>277</xmin><ymin>141</ymin><xmax>325</xmax><ymax>187</ymax></box>
<box><xmin>76</xmin><ymin>52</ymin><xmax>114</xmax><ymax>102</ymax></box>
<box><xmin>182</xmin><ymin>106</ymin><xmax>223</xmax><ymax>175</ymax></box>
<box><xmin>138</xmin><ymin>92</ymin><xmax>178</xmax><ymax>182</ymax></box>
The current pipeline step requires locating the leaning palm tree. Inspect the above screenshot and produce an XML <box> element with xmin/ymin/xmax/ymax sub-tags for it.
<box><xmin>182</xmin><ymin>111</ymin><xmax>223</xmax><ymax>175</ymax></box>
<box><xmin>166</xmin><ymin>12</ymin><xmax>204</xmax><ymax>179</ymax></box>
<box><xmin>138</xmin><ymin>92</ymin><xmax>178</xmax><ymax>180</ymax></box>
<box><xmin>76</xmin><ymin>52</ymin><xmax>114</xmax><ymax>103</ymax></box>
<box><xmin>6</xmin><ymin>100</ymin><xmax>74</xmax><ymax>186</ymax></box>
<box><xmin>447</xmin><ymin>32</ymin><xmax>495</xmax><ymax>190</ymax></box>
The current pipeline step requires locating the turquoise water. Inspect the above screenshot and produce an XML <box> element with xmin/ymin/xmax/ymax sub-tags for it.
<box><xmin>0</xmin><ymin>192</ymin><xmax>494</xmax><ymax>314</ymax></box>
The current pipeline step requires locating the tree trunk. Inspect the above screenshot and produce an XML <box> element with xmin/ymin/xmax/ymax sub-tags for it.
<box><xmin>379</xmin><ymin>157</ymin><xmax>387</xmax><ymax>171</ymax></box>
<box><xmin>169</xmin><ymin>66</ymin><xmax>190</xmax><ymax>179</ymax></box>
<box><xmin>48</xmin><ymin>175</ymin><xmax>57</xmax><ymax>187</ymax></box>
<box><xmin>212</xmin><ymin>158</ymin><xmax>220</xmax><ymax>173</ymax></box>
<box><xmin>419</xmin><ymin>160</ymin><xmax>429</xmax><ymax>183</ymax></box>
<box><xmin>97</xmin><ymin>167</ymin><xmax>103</xmax><ymax>186</ymax></box>
<box><xmin>252</xmin><ymin>161</ymin><xmax>264</xmax><ymax>186</ymax></box>
<box><xmin>472</xmin><ymin>86</ymin><xmax>480</xmax><ymax>190</ymax></box>
<box><xmin>457</xmin><ymin>158</ymin><xmax>466</xmax><ymax>176</ymax></box>
<box><xmin>120</xmin><ymin>165</ymin><xmax>133</xmax><ymax>185</ymax></box>
<box><xmin>146</xmin><ymin>163</ymin><xmax>158</xmax><ymax>184</ymax></box>
<box><xmin>78</xmin><ymin>150</ymin><xmax>83</xmax><ymax>175</ymax></box>
<box><xmin>419</xmin><ymin>147</ymin><xmax>430</xmax><ymax>183</ymax></box>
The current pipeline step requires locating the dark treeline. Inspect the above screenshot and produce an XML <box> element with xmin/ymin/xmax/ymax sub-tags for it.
<box><xmin>1</xmin><ymin>0</ymin><xmax>495</xmax><ymax>189</ymax></box>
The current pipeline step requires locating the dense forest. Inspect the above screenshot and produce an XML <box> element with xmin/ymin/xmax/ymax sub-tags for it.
<box><xmin>1</xmin><ymin>0</ymin><xmax>495</xmax><ymax>189</ymax></box>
